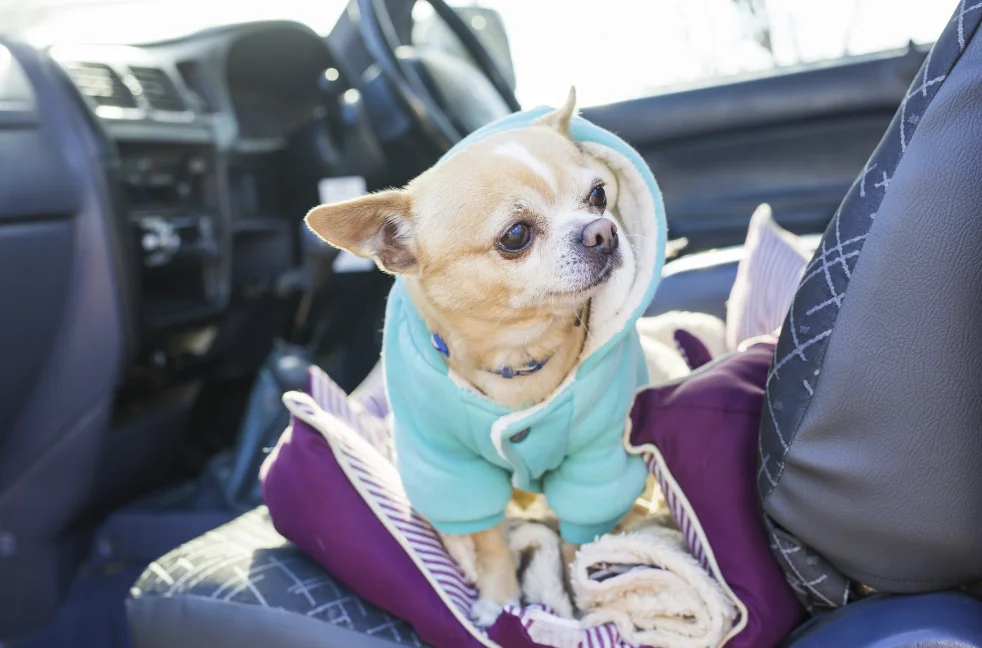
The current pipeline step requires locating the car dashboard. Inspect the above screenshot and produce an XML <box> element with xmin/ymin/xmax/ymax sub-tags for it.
<box><xmin>37</xmin><ymin>21</ymin><xmax>353</xmax><ymax>388</ymax></box>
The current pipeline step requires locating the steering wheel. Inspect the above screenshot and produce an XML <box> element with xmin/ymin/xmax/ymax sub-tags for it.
<box><xmin>356</xmin><ymin>0</ymin><xmax>522</xmax><ymax>151</ymax></box>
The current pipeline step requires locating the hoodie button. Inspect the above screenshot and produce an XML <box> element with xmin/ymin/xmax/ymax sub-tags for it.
<box><xmin>510</xmin><ymin>428</ymin><xmax>530</xmax><ymax>443</ymax></box>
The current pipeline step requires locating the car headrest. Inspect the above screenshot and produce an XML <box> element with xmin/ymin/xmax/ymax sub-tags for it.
<box><xmin>758</xmin><ymin>2</ymin><xmax>982</xmax><ymax>603</ymax></box>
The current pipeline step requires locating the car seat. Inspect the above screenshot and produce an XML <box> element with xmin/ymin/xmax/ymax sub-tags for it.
<box><xmin>126</xmin><ymin>4</ymin><xmax>982</xmax><ymax>646</ymax></box>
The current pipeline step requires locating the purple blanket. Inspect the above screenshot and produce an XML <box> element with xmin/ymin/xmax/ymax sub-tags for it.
<box><xmin>261</xmin><ymin>340</ymin><xmax>801</xmax><ymax>648</ymax></box>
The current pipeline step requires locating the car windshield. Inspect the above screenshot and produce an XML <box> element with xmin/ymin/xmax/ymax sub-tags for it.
<box><xmin>0</xmin><ymin>0</ymin><xmax>954</xmax><ymax>107</ymax></box>
<box><xmin>470</xmin><ymin>0</ymin><xmax>952</xmax><ymax>106</ymax></box>
<box><xmin>0</xmin><ymin>0</ymin><xmax>351</xmax><ymax>44</ymax></box>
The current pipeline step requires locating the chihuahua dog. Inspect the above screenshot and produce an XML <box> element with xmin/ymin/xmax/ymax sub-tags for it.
<box><xmin>306</xmin><ymin>89</ymin><xmax>634</xmax><ymax>621</ymax></box>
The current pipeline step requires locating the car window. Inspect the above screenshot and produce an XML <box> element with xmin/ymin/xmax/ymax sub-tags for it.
<box><xmin>445</xmin><ymin>0</ymin><xmax>954</xmax><ymax>108</ymax></box>
<box><xmin>0</xmin><ymin>0</ymin><xmax>349</xmax><ymax>44</ymax></box>
<box><xmin>2</xmin><ymin>0</ymin><xmax>955</xmax><ymax>105</ymax></box>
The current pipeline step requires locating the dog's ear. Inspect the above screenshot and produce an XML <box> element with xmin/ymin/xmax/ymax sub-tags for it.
<box><xmin>533</xmin><ymin>86</ymin><xmax>577</xmax><ymax>137</ymax></box>
<box><xmin>304</xmin><ymin>190</ymin><xmax>417</xmax><ymax>274</ymax></box>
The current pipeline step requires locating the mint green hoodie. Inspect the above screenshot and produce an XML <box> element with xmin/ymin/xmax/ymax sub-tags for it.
<box><xmin>383</xmin><ymin>107</ymin><xmax>667</xmax><ymax>545</ymax></box>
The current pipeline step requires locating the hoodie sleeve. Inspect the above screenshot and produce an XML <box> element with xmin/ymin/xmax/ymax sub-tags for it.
<box><xmin>542</xmin><ymin>427</ymin><xmax>649</xmax><ymax>545</ymax></box>
<box><xmin>394</xmin><ymin>421</ymin><xmax>513</xmax><ymax>536</ymax></box>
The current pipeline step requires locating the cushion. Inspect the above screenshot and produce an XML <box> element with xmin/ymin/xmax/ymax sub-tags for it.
<box><xmin>262</xmin><ymin>342</ymin><xmax>800</xmax><ymax>648</ymax></box>
<box><xmin>725</xmin><ymin>203</ymin><xmax>810</xmax><ymax>351</ymax></box>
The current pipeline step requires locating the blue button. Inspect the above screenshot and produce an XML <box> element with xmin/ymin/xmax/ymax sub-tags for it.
<box><xmin>430</xmin><ymin>333</ymin><xmax>450</xmax><ymax>357</ymax></box>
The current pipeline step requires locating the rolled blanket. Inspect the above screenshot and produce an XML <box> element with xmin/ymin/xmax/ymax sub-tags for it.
<box><xmin>571</xmin><ymin>523</ymin><xmax>737</xmax><ymax>648</ymax></box>
<box><xmin>442</xmin><ymin>498</ymin><xmax>734</xmax><ymax>647</ymax></box>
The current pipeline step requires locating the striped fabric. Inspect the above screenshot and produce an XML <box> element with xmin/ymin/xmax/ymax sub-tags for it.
<box><xmin>643</xmin><ymin>453</ymin><xmax>710</xmax><ymax>573</ymax></box>
<box><xmin>337</xmin><ymin>439</ymin><xmax>478</xmax><ymax>616</ymax></box>
<box><xmin>298</xmin><ymin>365</ymin><xmax>732</xmax><ymax>648</ymax></box>
<box><xmin>725</xmin><ymin>204</ymin><xmax>812</xmax><ymax>351</ymax></box>
<box><xmin>350</xmin><ymin>362</ymin><xmax>391</xmax><ymax>420</ymax></box>
<box><xmin>309</xmin><ymin>366</ymin><xmax>395</xmax><ymax>464</ymax></box>
<box><xmin>504</xmin><ymin>604</ymin><xmax>631</xmax><ymax>648</ymax></box>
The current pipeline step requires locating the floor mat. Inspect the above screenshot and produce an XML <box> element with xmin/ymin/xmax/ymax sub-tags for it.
<box><xmin>11</xmin><ymin>564</ymin><xmax>144</xmax><ymax>648</ymax></box>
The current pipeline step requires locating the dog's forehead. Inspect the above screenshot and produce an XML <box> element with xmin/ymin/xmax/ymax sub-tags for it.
<box><xmin>483</xmin><ymin>129</ymin><xmax>582</xmax><ymax>183</ymax></box>
<box><xmin>409</xmin><ymin>127</ymin><xmax>602</xmax><ymax>245</ymax></box>
<box><xmin>441</xmin><ymin>128</ymin><xmax>588</xmax><ymax>198</ymax></box>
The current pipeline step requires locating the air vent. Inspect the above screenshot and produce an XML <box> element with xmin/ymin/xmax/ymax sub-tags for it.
<box><xmin>62</xmin><ymin>62</ymin><xmax>137</xmax><ymax>109</ymax></box>
<box><xmin>129</xmin><ymin>66</ymin><xmax>187</xmax><ymax>112</ymax></box>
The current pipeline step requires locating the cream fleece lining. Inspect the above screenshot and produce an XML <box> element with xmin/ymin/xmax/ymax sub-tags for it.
<box><xmin>489</xmin><ymin>140</ymin><xmax>659</xmax><ymax>459</ymax></box>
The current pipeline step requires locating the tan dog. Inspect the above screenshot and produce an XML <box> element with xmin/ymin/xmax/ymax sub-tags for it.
<box><xmin>306</xmin><ymin>89</ymin><xmax>629</xmax><ymax>621</ymax></box>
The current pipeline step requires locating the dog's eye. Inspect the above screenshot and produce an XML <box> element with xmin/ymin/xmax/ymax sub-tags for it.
<box><xmin>498</xmin><ymin>223</ymin><xmax>532</xmax><ymax>253</ymax></box>
<box><xmin>588</xmin><ymin>185</ymin><xmax>607</xmax><ymax>210</ymax></box>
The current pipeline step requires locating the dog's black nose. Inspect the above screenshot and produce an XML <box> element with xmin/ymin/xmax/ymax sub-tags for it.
<box><xmin>581</xmin><ymin>218</ymin><xmax>618</xmax><ymax>253</ymax></box>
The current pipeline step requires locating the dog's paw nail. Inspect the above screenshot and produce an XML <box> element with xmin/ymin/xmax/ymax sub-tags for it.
<box><xmin>471</xmin><ymin>598</ymin><xmax>504</xmax><ymax>627</ymax></box>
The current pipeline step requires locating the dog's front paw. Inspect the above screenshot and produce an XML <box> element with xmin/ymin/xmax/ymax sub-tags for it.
<box><xmin>470</xmin><ymin>597</ymin><xmax>519</xmax><ymax>627</ymax></box>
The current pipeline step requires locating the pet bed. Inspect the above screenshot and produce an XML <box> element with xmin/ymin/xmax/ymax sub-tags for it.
<box><xmin>261</xmin><ymin>335</ymin><xmax>803</xmax><ymax>648</ymax></box>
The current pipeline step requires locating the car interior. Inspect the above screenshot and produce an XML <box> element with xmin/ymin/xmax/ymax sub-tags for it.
<box><xmin>1</xmin><ymin>0</ymin><xmax>981</xmax><ymax>646</ymax></box>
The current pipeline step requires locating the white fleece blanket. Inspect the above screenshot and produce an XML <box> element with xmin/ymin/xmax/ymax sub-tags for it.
<box><xmin>572</xmin><ymin>523</ymin><xmax>737</xmax><ymax>648</ymax></box>
<box><xmin>442</xmin><ymin>495</ymin><xmax>737</xmax><ymax>648</ymax></box>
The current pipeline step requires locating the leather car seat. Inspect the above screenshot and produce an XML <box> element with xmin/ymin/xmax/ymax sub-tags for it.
<box><xmin>758</xmin><ymin>0</ymin><xmax>982</xmax><ymax>609</ymax></box>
